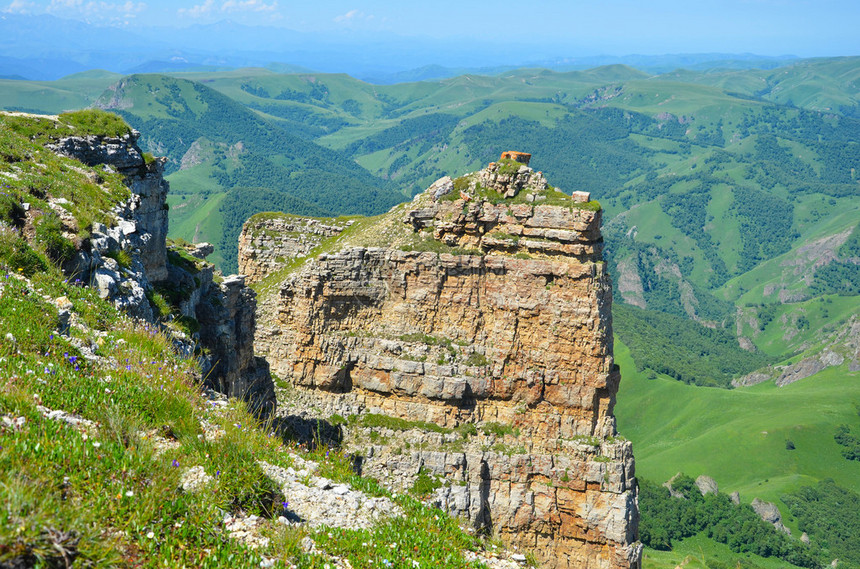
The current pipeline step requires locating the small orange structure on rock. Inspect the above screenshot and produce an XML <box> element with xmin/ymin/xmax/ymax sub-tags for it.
<box><xmin>500</xmin><ymin>151</ymin><xmax>531</xmax><ymax>165</ymax></box>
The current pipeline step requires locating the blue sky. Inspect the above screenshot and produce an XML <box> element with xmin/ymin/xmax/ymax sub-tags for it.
<box><xmin>3</xmin><ymin>0</ymin><xmax>859</xmax><ymax>56</ymax></box>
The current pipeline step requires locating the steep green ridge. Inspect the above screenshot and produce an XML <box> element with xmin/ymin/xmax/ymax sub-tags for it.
<box><xmin>95</xmin><ymin>74</ymin><xmax>401</xmax><ymax>272</ymax></box>
<box><xmin>614</xmin><ymin>304</ymin><xmax>772</xmax><ymax>387</ymax></box>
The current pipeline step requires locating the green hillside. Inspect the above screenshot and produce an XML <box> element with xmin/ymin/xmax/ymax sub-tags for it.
<box><xmin>615</xmin><ymin>339</ymin><xmax>860</xmax><ymax>568</ymax></box>
<box><xmin>0</xmin><ymin>70</ymin><xmax>121</xmax><ymax>114</ymax></box>
<box><xmin>95</xmin><ymin>74</ymin><xmax>402</xmax><ymax>271</ymax></box>
<box><xmin>2</xmin><ymin>57</ymin><xmax>859</xmax><ymax>567</ymax></box>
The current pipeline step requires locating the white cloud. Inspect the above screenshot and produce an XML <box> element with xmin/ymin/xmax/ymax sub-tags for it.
<box><xmin>22</xmin><ymin>0</ymin><xmax>147</xmax><ymax>23</ymax></box>
<box><xmin>2</xmin><ymin>0</ymin><xmax>37</xmax><ymax>14</ymax></box>
<box><xmin>79</xmin><ymin>0</ymin><xmax>146</xmax><ymax>22</ymax></box>
<box><xmin>179</xmin><ymin>0</ymin><xmax>277</xmax><ymax>19</ymax></box>
<box><xmin>334</xmin><ymin>8</ymin><xmax>374</xmax><ymax>23</ymax></box>
<box><xmin>178</xmin><ymin>0</ymin><xmax>214</xmax><ymax>18</ymax></box>
<box><xmin>221</xmin><ymin>0</ymin><xmax>277</xmax><ymax>13</ymax></box>
<box><xmin>49</xmin><ymin>0</ymin><xmax>84</xmax><ymax>9</ymax></box>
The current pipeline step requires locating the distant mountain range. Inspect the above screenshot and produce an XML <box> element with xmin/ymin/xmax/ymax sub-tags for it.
<box><xmin>0</xmin><ymin>13</ymin><xmax>803</xmax><ymax>82</ymax></box>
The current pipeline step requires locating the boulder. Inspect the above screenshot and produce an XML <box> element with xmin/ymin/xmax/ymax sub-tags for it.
<box><xmin>695</xmin><ymin>475</ymin><xmax>718</xmax><ymax>496</ymax></box>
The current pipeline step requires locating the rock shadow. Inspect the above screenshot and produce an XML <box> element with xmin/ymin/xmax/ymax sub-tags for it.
<box><xmin>272</xmin><ymin>415</ymin><xmax>343</xmax><ymax>450</ymax></box>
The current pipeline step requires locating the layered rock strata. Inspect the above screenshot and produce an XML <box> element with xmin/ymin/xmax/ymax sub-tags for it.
<box><xmin>246</xmin><ymin>159</ymin><xmax>641</xmax><ymax>567</ymax></box>
<box><xmin>238</xmin><ymin>215</ymin><xmax>348</xmax><ymax>285</ymax></box>
<box><xmin>46</xmin><ymin>126</ymin><xmax>274</xmax><ymax>416</ymax></box>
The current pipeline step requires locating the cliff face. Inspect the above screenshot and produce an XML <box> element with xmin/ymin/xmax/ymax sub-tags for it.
<box><xmin>47</xmin><ymin>127</ymin><xmax>274</xmax><ymax>416</ymax></box>
<box><xmin>243</xmin><ymin>159</ymin><xmax>641</xmax><ymax>568</ymax></box>
<box><xmin>238</xmin><ymin>215</ymin><xmax>349</xmax><ymax>285</ymax></box>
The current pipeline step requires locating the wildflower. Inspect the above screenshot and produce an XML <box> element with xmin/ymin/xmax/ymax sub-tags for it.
<box><xmin>125</xmin><ymin>490</ymin><xmax>133</xmax><ymax>497</ymax></box>
<box><xmin>93</xmin><ymin>441</ymin><xmax>101</xmax><ymax>448</ymax></box>
<box><xmin>171</xmin><ymin>459</ymin><xmax>179</xmax><ymax>467</ymax></box>
<box><xmin>146</xmin><ymin>531</ymin><xmax>155</xmax><ymax>539</ymax></box>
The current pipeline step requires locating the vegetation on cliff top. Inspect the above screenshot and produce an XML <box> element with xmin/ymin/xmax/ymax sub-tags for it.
<box><xmin>1</xmin><ymin>113</ymin><xmax>131</xmax><ymax>238</ymax></box>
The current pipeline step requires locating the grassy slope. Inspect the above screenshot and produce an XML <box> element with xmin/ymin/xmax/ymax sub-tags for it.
<box><xmin>0</xmin><ymin>71</ymin><xmax>121</xmax><ymax>114</ymax></box>
<box><xmin>0</xmin><ymin>114</ymin><xmax>498</xmax><ymax>568</ymax></box>
<box><xmin>642</xmin><ymin>533</ymin><xmax>804</xmax><ymax>569</ymax></box>
<box><xmin>614</xmin><ymin>340</ymin><xmax>860</xmax><ymax>520</ymax></box>
<box><xmin>746</xmin><ymin>295</ymin><xmax>860</xmax><ymax>358</ymax></box>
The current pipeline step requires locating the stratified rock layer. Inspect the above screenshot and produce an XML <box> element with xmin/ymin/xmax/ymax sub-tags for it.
<box><xmin>238</xmin><ymin>215</ymin><xmax>349</xmax><ymax>284</ymax></box>
<box><xmin>246</xmin><ymin>161</ymin><xmax>641</xmax><ymax>568</ymax></box>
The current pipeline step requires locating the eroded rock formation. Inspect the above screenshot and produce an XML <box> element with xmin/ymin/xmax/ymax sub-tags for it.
<box><xmin>243</xmin><ymin>158</ymin><xmax>642</xmax><ymax>568</ymax></box>
<box><xmin>46</xmin><ymin>127</ymin><xmax>275</xmax><ymax>416</ymax></box>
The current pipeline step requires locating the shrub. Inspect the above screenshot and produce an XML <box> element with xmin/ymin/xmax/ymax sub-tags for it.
<box><xmin>410</xmin><ymin>468</ymin><xmax>443</xmax><ymax>497</ymax></box>
<box><xmin>0</xmin><ymin>192</ymin><xmax>24</xmax><ymax>226</ymax></box>
<box><xmin>103</xmin><ymin>249</ymin><xmax>132</xmax><ymax>270</ymax></box>
<box><xmin>464</xmin><ymin>352</ymin><xmax>489</xmax><ymax>367</ymax></box>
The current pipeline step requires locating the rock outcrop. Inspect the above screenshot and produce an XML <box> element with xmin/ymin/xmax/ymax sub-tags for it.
<box><xmin>238</xmin><ymin>215</ymin><xmax>349</xmax><ymax>285</ymax></box>
<box><xmin>751</xmin><ymin>498</ymin><xmax>791</xmax><ymax>535</ymax></box>
<box><xmin>48</xmin><ymin>130</ymin><xmax>168</xmax><ymax>282</ymax></box>
<box><xmin>243</xmin><ymin>158</ymin><xmax>641</xmax><ymax>568</ymax></box>
<box><xmin>695</xmin><ymin>475</ymin><xmax>718</xmax><ymax>496</ymax></box>
<box><xmin>46</xmin><ymin>126</ymin><xmax>275</xmax><ymax>416</ymax></box>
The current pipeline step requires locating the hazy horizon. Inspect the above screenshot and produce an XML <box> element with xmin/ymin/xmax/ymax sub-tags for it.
<box><xmin>2</xmin><ymin>0</ymin><xmax>858</xmax><ymax>58</ymax></box>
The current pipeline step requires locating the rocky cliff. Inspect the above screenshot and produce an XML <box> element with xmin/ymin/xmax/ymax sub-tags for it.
<box><xmin>242</xmin><ymin>157</ymin><xmax>642</xmax><ymax>568</ymax></box>
<box><xmin>45</xmin><ymin>122</ymin><xmax>275</xmax><ymax>416</ymax></box>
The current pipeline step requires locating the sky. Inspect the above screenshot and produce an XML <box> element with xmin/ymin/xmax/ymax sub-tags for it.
<box><xmin>2</xmin><ymin>0</ymin><xmax>859</xmax><ymax>56</ymax></box>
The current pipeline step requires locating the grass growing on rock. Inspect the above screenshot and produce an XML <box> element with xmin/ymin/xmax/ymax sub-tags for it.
<box><xmin>1</xmin><ymin>113</ymin><xmax>131</xmax><ymax>238</ymax></box>
<box><xmin>0</xmin><ymin>113</ymin><xmax>499</xmax><ymax>568</ymax></box>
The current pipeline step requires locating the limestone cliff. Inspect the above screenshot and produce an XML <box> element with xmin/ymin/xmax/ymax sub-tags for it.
<box><xmin>45</xmin><ymin>124</ymin><xmax>275</xmax><ymax>416</ymax></box>
<box><xmin>242</xmin><ymin>157</ymin><xmax>642</xmax><ymax>568</ymax></box>
<box><xmin>238</xmin><ymin>214</ymin><xmax>350</xmax><ymax>285</ymax></box>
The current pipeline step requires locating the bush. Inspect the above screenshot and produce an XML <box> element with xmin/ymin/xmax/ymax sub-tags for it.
<box><xmin>0</xmin><ymin>192</ymin><xmax>24</xmax><ymax>226</ymax></box>
<box><xmin>103</xmin><ymin>248</ymin><xmax>133</xmax><ymax>270</ymax></box>
<box><xmin>410</xmin><ymin>468</ymin><xmax>443</xmax><ymax>497</ymax></box>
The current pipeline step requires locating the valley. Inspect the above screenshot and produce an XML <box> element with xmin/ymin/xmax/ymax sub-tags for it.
<box><xmin>1</xmin><ymin>55</ymin><xmax>858</xmax><ymax>568</ymax></box>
